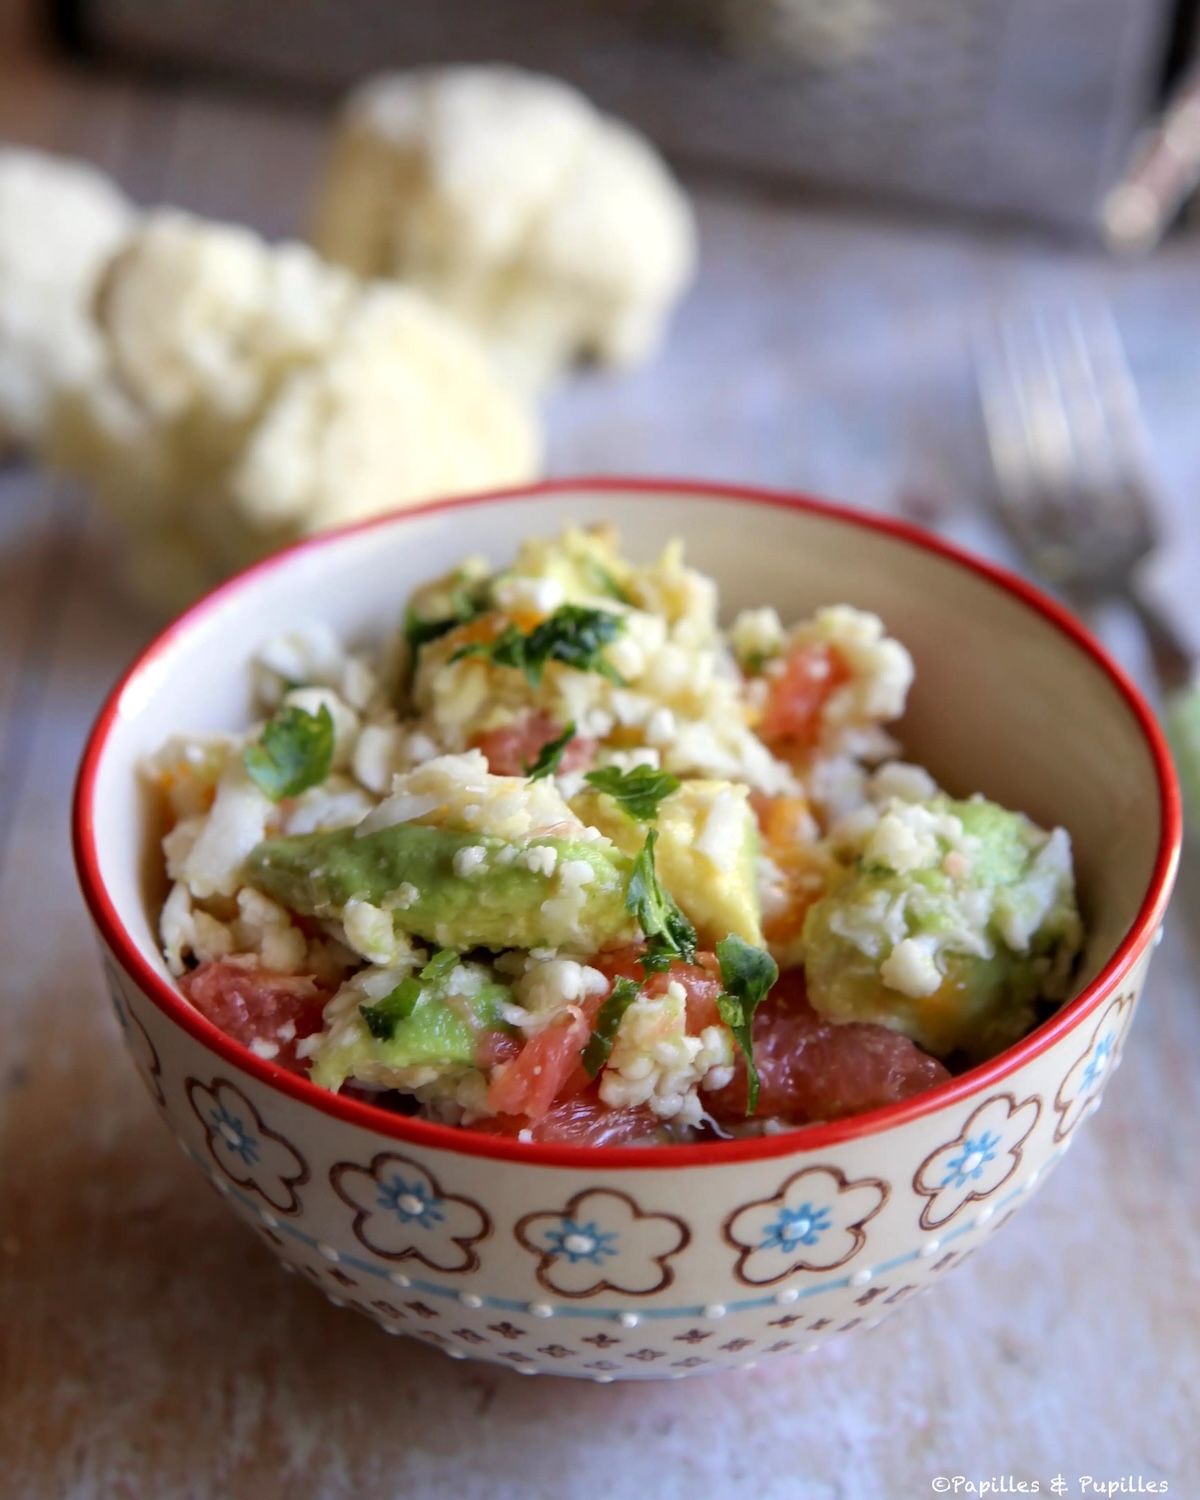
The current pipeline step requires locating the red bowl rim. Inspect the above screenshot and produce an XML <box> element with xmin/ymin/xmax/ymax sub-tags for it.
<box><xmin>72</xmin><ymin>477</ymin><xmax>1182</xmax><ymax>1170</ymax></box>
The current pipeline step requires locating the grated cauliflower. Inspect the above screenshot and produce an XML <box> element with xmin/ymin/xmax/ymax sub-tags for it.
<box><xmin>0</xmin><ymin>149</ymin><xmax>133</xmax><ymax>454</ymax></box>
<box><xmin>146</xmin><ymin>523</ymin><xmax>1084</xmax><ymax>1140</ymax></box>
<box><xmin>311</xmin><ymin>66</ymin><xmax>697</xmax><ymax>391</ymax></box>
<box><xmin>47</xmin><ymin>211</ymin><xmax>541</xmax><ymax>610</ymax></box>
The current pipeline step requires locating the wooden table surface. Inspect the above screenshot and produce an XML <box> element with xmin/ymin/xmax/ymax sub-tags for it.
<box><xmin>1</xmin><ymin>24</ymin><xmax>1199</xmax><ymax>1500</ymax></box>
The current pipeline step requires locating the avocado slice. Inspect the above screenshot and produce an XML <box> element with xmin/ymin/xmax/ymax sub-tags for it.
<box><xmin>244</xmin><ymin>821</ymin><xmax>637</xmax><ymax>952</ymax></box>
<box><xmin>310</xmin><ymin>952</ymin><xmax>512</xmax><ymax>1092</ymax></box>
<box><xmin>570</xmin><ymin>778</ymin><xmax>762</xmax><ymax>947</ymax></box>
<box><xmin>801</xmin><ymin>794</ymin><xmax>1082</xmax><ymax>1063</ymax></box>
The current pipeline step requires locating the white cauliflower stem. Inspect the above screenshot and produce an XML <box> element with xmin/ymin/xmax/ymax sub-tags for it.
<box><xmin>312</xmin><ymin>66</ymin><xmax>697</xmax><ymax>390</ymax></box>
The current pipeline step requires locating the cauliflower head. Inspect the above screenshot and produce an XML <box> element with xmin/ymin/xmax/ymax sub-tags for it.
<box><xmin>47</xmin><ymin>211</ymin><xmax>541</xmax><ymax>610</ymax></box>
<box><xmin>0</xmin><ymin>148</ymin><xmax>133</xmax><ymax>453</ymax></box>
<box><xmin>233</xmin><ymin>283</ymin><xmax>540</xmax><ymax>535</ymax></box>
<box><xmin>312</xmin><ymin>65</ymin><xmax>697</xmax><ymax>390</ymax></box>
<box><xmin>93</xmin><ymin>210</ymin><xmax>355</xmax><ymax>426</ymax></box>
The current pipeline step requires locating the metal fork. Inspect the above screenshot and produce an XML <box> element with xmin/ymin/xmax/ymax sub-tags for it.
<box><xmin>973</xmin><ymin>303</ymin><xmax>1200</xmax><ymax>822</ymax></box>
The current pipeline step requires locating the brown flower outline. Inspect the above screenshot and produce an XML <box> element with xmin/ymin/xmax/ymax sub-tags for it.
<box><xmin>331</xmin><ymin>1153</ymin><xmax>491</xmax><ymax>1274</ymax></box>
<box><xmin>186</xmin><ymin>1077</ymin><xmax>310</xmax><ymax>1214</ymax></box>
<box><xmin>516</xmin><ymin>1188</ymin><xmax>689</xmax><ymax>1298</ymax></box>
<box><xmin>913</xmin><ymin>1092</ymin><xmax>1041</xmax><ymax>1230</ymax></box>
<box><xmin>724</xmin><ymin>1165</ymin><xmax>889</xmax><ymax>1286</ymax></box>
<box><xmin>1054</xmin><ymin>991</ymin><xmax>1135</xmax><ymax>1143</ymax></box>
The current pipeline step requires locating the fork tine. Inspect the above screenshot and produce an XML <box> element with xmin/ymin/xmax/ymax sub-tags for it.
<box><xmin>1049</xmin><ymin>306</ymin><xmax>1125</xmax><ymax>499</ymax></box>
<box><xmin>973</xmin><ymin>300</ymin><xmax>1160</xmax><ymax>592</ymax></box>
<box><xmin>973</xmin><ymin>321</ymin><xmax>1036</xmax><ymax>506</ymax></box>
<box><xmin>1003</xmin><ymin>309</ymin><xmax>1078</xmax><ymax>510</ymax></box>
<box><xmin>1072</xmin><ymin>305</ymin><xmax>1156</xmax><ymax>520</ymax></box>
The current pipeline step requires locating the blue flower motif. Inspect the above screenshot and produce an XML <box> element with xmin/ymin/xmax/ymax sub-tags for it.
<box><xmin>1081</xmin><ymin>1034</ymin><xmax>1114</xmax><ymax>1093</ymax></box>
<box><xmin>542</xmin><ymin>1218</ymin><xmax>619</xmax><ymax>1266</ymax></box>
<box><xmin>939</xmin><ymin>1130</ymin><xmax>1001</xmax><ymax>1190</ymax></box>
<box><xmin>376</xmin><ymin>1174</ymin><xmax>445</xmax><ymax>1231</ymax></box>
<box><xmin>207</xmin><ymin>1102</ymin><xmax>259</xmax><ymax>1166</ymax></box>
<box><xmin>759</xmin><ymin>1202</ymin><xmax>832</xmax><ymax>1253</ymax></box>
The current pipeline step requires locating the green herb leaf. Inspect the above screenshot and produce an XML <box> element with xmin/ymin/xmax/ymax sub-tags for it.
<box><xmin>715</xmin><ymin>934</ymin><xmax>778</xmax><ymax>1115</ymax></box>
<box><xmin>404</xmin><ymin>607</ymin><xmax>458</xmax><ymax>654</ymax></box>
<box><xmin>625</xmin><ymin>830</ymin><xmax>698</xmax><ymax>975</ymax></box>
<box><xmin>587</xmin><ymin>558</ymin><xmax>634</xmax><ymax>605</ymax></box>
<box><xmin>451</xmin><ymin>605</ymin><xmax>626</xmax><ymax>689</ymax></box>
<box><xmin>419</xmin><ymin>948</ymin><xmax>461</xmax><ymax>983</ymax></box>
<box><xmin>360</xmin><ymin>976</ymin><xmax>421</xmax><ymax>1042</ymax></box>
<box><xmin>357</xmin><ymin>948</ymin><xmax>460</xmax><ymax>1042</ymax></box>
<box><xmin>584</xmin><ymin>764</ymin><xmax>681</xmax><ymax>822</ymax></box>
<box><xmin>523</xmin><ymin>721</ymin><xmax>577</xmax><ymax>782</ymax></box>
<box><xmin>404</xmin><ymin>576</ymin><xmax>491</xmax><ymax>655</ymax></box>
<box><xmin>581</xmin><ymin>977</ymin><xmax>641</xmax><ymax>1078</ymax></box>
<box><xmin>243</xmin><ymin>703</ymin><xmax>335</xmax><ymax>802</ymax></box>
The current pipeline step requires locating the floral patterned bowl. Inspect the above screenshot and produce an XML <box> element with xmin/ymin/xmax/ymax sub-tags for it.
<box><xmin>73</xmin><ymin>479</ymin><xmax>1180</xmax><ymax>1381</ymax></box>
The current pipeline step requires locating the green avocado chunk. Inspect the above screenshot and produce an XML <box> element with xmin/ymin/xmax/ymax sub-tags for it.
<box><xmin>244</xmin><ymin>821</ymin><xmax>637</xmax><ymax>952</ymax></box>
<box><xmin>310</xmin><ymin>952</ymin><xmax>511</xmax><ymax>1092</ymax></box>
<box><xmin>802</xmin><ymin>794</ymin><xmax>1083</xmax><ymax>1064</ymax></box>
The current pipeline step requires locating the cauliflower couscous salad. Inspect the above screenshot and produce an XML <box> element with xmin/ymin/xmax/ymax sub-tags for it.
<box><xmin>148</xmin><ymin>525</ymin><xmax>1084</xmax><ymax>1146</ymax></box>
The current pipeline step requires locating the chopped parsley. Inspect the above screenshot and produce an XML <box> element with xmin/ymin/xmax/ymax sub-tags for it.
<box><xmin>584</xmin><ymin>763</ymin><xmax>681</xmax><ymax>822</ymax></box>
<box><xmin>359</xmin><ymin>948</ymin><xmax>459</xmax><ymax>1042</ymax></box>
<box><xmin>243</xmin><ymin>703</ymin><xmax>334</xmax><ymax>801</ymax></box>
<box><xmin>587</xmin><ymin>558</ymin><xmax>634</xmax><ymax>605</ymax></box>
<box><xmin>581</xmin><ymin>977</ymin><xmax>641</xmax><ymax>1078</ymax></box>
<box><xmin>404</xmin><ymin>576</ymin><xmax>491</xmax><ymax>655</ymax></box>
<box><xmin>715</xmin><ymin>934</ymin><xmax>778</xmax><ymax>1114</ymax></box>
<box><xmin>418</xmin><ymin>947</ymin><xmax>461</xmax><ymax>983</ymax></box>
<box><xmin>524</xmin><ymin>721</ymin><xmax>577</xmax><ymax>782</ymax></box>
<box><xmin>450</xmin><ymin>605</ymin><xmax>626</xmax><ymax>688</ymax></box>
<box><xmin>359</xmin><ymin>977</ymin><xmax>421</xmax><ymax>1041</ymax></box>
<box><xmin>626</xmin><ymin>829</ymin><xmax>698</xmax><ymax>975</ymax></box>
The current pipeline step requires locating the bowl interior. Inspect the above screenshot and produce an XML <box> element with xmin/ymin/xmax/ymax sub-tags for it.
<box><xmin>86</xmin><ymin>483</ymin><xmax>1167</xmax><ymax>1030</ymax></box>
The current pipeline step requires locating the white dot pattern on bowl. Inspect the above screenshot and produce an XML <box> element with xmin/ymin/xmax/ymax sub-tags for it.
<box><xmin>104</xmin><ymin>927</ymin><xmax>1147</xmax><ymax>1383</ymax></box>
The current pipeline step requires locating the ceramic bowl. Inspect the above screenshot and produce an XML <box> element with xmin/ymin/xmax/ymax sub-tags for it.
<box><xmin>73</xmin><ymin>480</ymin><xmax>1180</xmax><ymax>1381</ymax></box>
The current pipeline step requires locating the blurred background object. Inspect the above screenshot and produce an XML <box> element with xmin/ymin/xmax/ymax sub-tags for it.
<box><xmin>44</xmin><ymin>0</ymin><xmax>1197</xmax><ymax>232</ymax></box>
<box><xmin>1103</xmin><ymin>62</ymin><xmax>1200</xmax><ymax>254</ymax></box>
<box><xmin>0</xmin><ymin>145</ymin><xmax>131</xmax><ymax>453</ymax></box>
<box><xmin>311</xmin><ymin>66</ymin><xmax>697</xmax><ymax>392</ymax></box>
<box><xmin>974</xmin><ymin>301</ymin><xmax>1200</xmax><ymax>833</ymax></box>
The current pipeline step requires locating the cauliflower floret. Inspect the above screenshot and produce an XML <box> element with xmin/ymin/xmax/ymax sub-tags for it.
<box><xmin>341</xmin><ymin>897</ymin><xmax>420</xmax><ymax>966</ymax></box>
<box><xmin>95</xmin><ymin>211</ymin><xmax>354</xmax><ymax>426</ymax></box>
<box><xmin>232</xmin><ymin>888</ymin><xmax>308</xmax><ymax>973</ymax></box>
<box><xmin>174</xmin><ymin>761</ymin><xmax>273</xmax><ymax>899</ymax></box>
<box><xmin>0</xmin><ymin>149</ymin><xmax>133</xmax><ymax>453</ymax></box>
<box><xmin>232</xmin><ymin>284</ymin><xmax>539</xmax><ymax>534</ymax></box>
<box><xmin>730</xmin><ymin>606</ymin><xmax>786</xmax><ymax>671</ymax></box>
<box><xmin>510</xmin><ymin>957</ymin><xmax>609</xmax><ymax>1034</ymax></box>
<box><xmin>356</xmin><ymin>749</ymin><xmax>585</xmax><ymax>843</ymax></box>
<box><xmin>280</xmin><ymin>774</ymin><xmax>376</xmax><ymax>836</ymax></box>
<box><xmin>47</xmin><ymin>213</ymin><xmax>540</xmax><ymax>611</ymax></box>
<box><xmin>600</xmin><ymin>980</ymin><xmax>734</xmax><ymax>1126</ymax></box>
<box><xmin>788</xmin><ymin>605</ymin><xmax>913</xmax><ymax>758</ymax></box>
<box><xmin>311</xmin><ymin>66</ymin><xmax>696</xmax><ymax>390</ymax></box>
<box><xmin>159</xmin><ymin>881</ymin><xmax>233</xmax><ymax>976</ymax></box>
